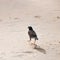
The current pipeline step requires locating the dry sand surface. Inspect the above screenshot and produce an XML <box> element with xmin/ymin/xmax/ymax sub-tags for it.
<box><xmin>0</xmin><ymin>0</ymin><xmax>60</xmax><ymax>60</ymax></box>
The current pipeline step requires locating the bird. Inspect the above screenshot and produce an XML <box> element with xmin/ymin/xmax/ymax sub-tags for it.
<box><xmin>28</xmin><ymin>26</ymin><xmax>38</xmax><ymax>44</ymax></box>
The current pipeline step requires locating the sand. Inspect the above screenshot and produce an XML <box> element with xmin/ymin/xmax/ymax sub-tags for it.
<box><xmin>0</xmin><ymin>0</ymin><xmax>60</xmax><ymax>60</ymax></box>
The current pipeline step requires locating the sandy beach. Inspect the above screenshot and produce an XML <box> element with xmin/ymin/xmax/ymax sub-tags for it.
<box><xmin>0</xmin><ymin>0</ymin><xmax>60</xmax><ymax>60</ymax></box>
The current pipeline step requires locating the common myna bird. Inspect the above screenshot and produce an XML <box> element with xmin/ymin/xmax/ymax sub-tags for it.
<box><xmin>28</xmin><ymin>26</ymin><xmax>38</xmax><ymax>43</ymax></box>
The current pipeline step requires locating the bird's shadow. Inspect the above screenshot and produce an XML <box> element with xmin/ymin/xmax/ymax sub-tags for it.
<box><xmin>33</xmin><ymin>44</ymin><xmax>46</xmax><ymax>54</ymax></box>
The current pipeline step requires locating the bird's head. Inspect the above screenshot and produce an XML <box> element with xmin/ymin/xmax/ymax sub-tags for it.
<box><xmin>28</xmin><ymin>26</ymin><xmax>33</xmax><ymax>30</ymax></box>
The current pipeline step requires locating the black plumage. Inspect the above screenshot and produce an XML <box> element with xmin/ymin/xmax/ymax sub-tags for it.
<box><xmin>28</xmin><ymin>26</ymin><xmax>38</xmax><ymax>41</ymax></box>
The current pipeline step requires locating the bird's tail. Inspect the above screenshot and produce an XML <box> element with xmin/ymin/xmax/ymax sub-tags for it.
<box><xmin>37</xmin><ymin>37</ymin><xmax>38</xmax><ymax>40</ymax></box>
<box><xmin>35</xmin><ymin>37</ymin><xmax>38</xmax><ymax>40</ymax></box>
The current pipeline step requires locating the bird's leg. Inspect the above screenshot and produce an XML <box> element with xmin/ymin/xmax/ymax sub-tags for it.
<box><xmin>30</xmin><ymin>37</ymin><xmax>31</xmax><ymax>41</ymax></box>
<box><xmin>33</xmin><ymin>39</ymin><xmax>36</xmax><ymax>45</ymax></box>
<box><xmin>28</xmin><ymin>37</ymin><xmax>31</xmax><ymax>42</ymax></box>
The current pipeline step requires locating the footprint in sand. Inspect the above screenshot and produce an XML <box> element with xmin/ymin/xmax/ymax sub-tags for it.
<box><xmin>34</xmin><ymin>16</ymin><xmax>41</xmax><ymax>19</ymax></box>
<box><xmin>57</xmin><ymin>16</ymin><xmax>60</xmax><ymax>19</ymax></box>
<box><xmin>58</xmin><ymin>41</ymin><xmax>60</xmax><ymax>43</ymax></box>
<box><xmin>14</xmin><ymin>17</ymin><xmax>20</xmax><ymax>20</ymax></box>
<box><xmin>0</xmin><ymin>19</ymin><xmax>3</xmax><ymax>22</ymax></box>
